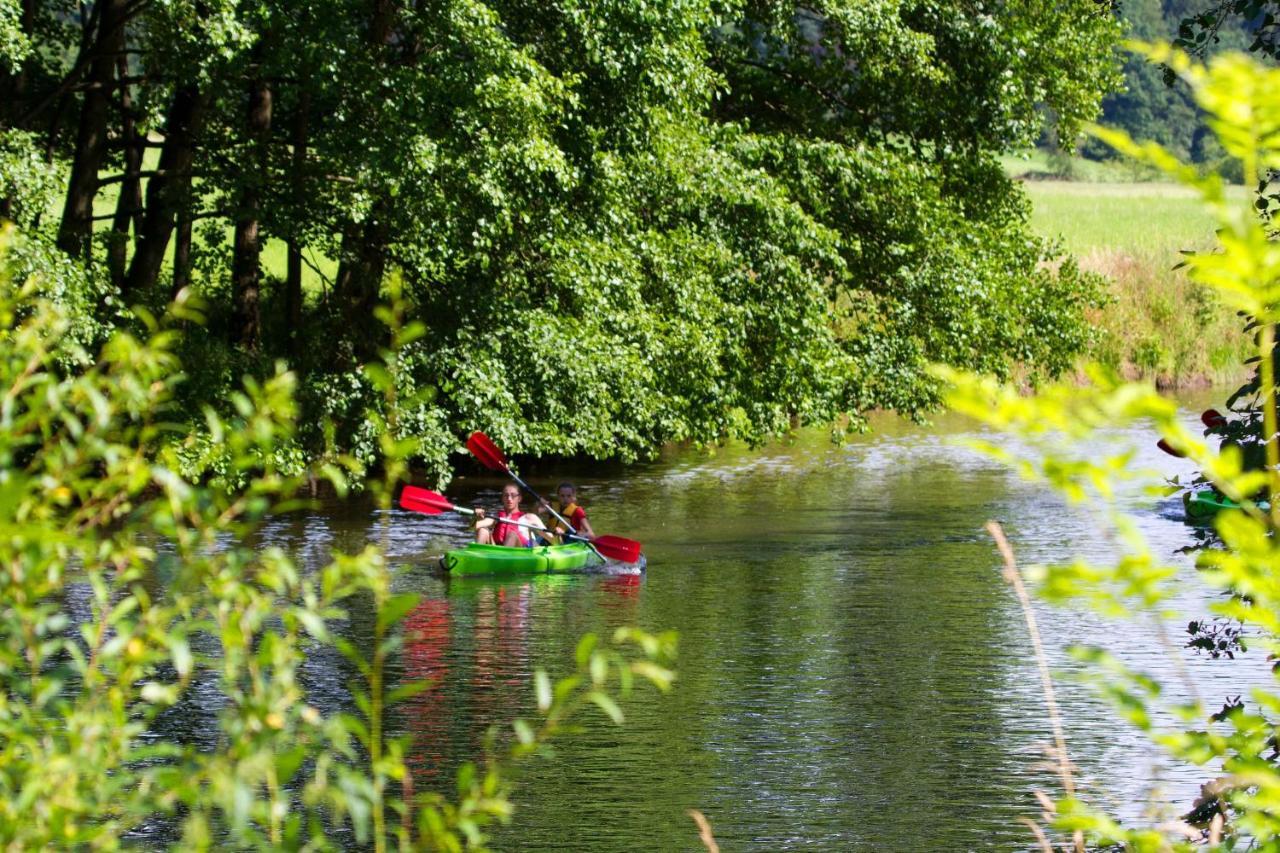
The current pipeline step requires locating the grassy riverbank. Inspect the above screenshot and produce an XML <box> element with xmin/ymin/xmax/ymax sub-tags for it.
<box><xmin>1018</xmin><ymin>173</ymin><xmax>1250</xmax><ymax>387</ymax></box>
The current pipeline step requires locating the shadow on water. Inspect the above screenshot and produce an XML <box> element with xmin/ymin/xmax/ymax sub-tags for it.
<box><xmin>143</xmin><ymin>389</ymin><xmax>1261</xmax><ymax>850</ymax></box>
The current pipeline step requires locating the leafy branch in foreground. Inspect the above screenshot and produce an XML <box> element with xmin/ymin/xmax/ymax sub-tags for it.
<box><xmin>0</xmin><ymin>227</ymin><xmax>676</xmax><ymax>849</ymax></box>
<box><xmin>938</xmin><ymin>45</ymin><xmax>1280</xmax><ymax>850</ymax></box>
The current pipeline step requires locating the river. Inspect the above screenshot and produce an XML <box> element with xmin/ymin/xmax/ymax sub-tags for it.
<box><xmin>247</xmin><ymin>390</ymin><xmax>1258</xmax><ymax>851</ymax></box>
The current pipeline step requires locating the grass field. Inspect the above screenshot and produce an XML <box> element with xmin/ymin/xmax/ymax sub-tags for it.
<box><xmin>1022</xmin><ymin>180</ymin><xmax>1230</xmax><ymax>256</ymax></box>
<box><xmin>1018</xmin><ymin>178</ymin><xmax>1250</xmax><ymax>386</ymax></box>
<box><xmin>1000</xmin><ymin>148</ymin><xmax>1164</xmax><ymax>184</ymax></box>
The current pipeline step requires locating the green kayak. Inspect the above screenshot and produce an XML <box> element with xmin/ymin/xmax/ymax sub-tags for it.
<box><xmin>1184</xmin><ymin>488</ymin><xmax>1269</xmax><ymax>520</ymax></box>
<box><xmin>440</xmin><ymin>542</ymin><xmax>602</xmax><ymax>576</ymax></box>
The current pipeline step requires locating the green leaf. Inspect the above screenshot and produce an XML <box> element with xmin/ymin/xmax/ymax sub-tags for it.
<box><xmin>586</xmin><ymin>691</ymin><xmax>624</xmax><ymax>725</ymax></box>
<box><xmin>378</xmin><ymin>594</ymin><xmax>419</xmax><ymax>635</ymax></box>
<box><xmin>386</xmin><ymin>679</ymin><xmax>432</xmax><ymax>706</ymax></box>
<box><xmin>535</xmin><ymin>669</ymin><xmax>552</xmax><ymax>712</ymax></box>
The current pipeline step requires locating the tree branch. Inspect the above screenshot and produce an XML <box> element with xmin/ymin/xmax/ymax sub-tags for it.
<box><xmin>97</xmin><ymin>168</ymin><xmax>192</xmax><ymax>186</ymax></box>
<box><xmin>734</xmin><ymin>56</ymin><xmax>853</xmax><ymax>114</ymax></box>
<box><xmin>19</xmin><ymin>0</ymin><xmax>153</xmax><ymax>124</ymax></box>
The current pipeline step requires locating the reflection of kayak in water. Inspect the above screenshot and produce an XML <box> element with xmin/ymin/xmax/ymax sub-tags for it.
<box><xmin>1184</xmin><ymin>487</ymin><xmax>1270</xmax><ymax>521</ymax></box>
<box><xmin>437</xmin><ymin>542</ymin><xmax>647</xmax><ymax>576</ymax></box>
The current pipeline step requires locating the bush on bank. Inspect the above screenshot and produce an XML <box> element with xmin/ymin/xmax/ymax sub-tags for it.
<box><xmin>943</xmin><ymin>46</ymin><xmax>1280</xmax><ymax>850</ymax></box>
<box><xmin>0</xmin><ymin>231</ymin><xmax>676</xmax><ymax>848</ymax></box>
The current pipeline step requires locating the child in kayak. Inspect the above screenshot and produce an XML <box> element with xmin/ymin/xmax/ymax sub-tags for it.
<box><xmin>473</xmin><ymin>484</ymin><xmax>550</xmax><ymax>547</ymax></box>
<box><xmin>539</xmin><ymin>482</ymin><xmax>596</xmax><ymax>544</ymax></box>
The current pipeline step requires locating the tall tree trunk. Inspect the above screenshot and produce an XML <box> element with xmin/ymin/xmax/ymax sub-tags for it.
<box><xmin>231</xmin><ymin>70</ymin><xmax>273</xmax><ymax>351</ymax></box>
<box><xmin>171</xmin><ymin>206</ymin><xmax>192</xmax><ymax>297</ymax></box>
<box><xmin>107</xmin><ymin>55</ymin><xmax>141</xmax><ymax>289</ymax></box>
<box><xmin>333</xmin><ymin>211</ymin><xmax>388</xmax><ymax>347</ymax></box>
<box><xmin>285</xmin><ymin>90</ymin><xmax>310</xmax><ymax>357</ymax></box>
<box><xmin>332</xmin><ymin>0</ymin><xmax>399</xmax><ymax>357</ymax></box>
<box><xmin>57</xmin><ymin>0</ymin><xmax>126</xmax><ymax>257</ymax></box>
<box><xmin>125</xmin><ymin>84</ymin><xmax>202</xmax><ymax>294</ymax></box>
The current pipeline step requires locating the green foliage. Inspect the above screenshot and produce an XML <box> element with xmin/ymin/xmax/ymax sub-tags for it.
<box><xmin>0</xmin><ymin>0</ymin><xmax>31</xmax><ymax>72</ymax></box>
<box><xmin>1081</xmin><ymin>0</ymin><xmax>1253</xmax><ymax>173</ymax></box>
<box><xmin>3</xmin><ymin>0</ymin><xmax>1125</xmax><ymax>470</ymax></box>
<box><xmin>1174</xmin><ymin>0</ymin><xmax>1280</xmax><ymax>60</ymax></box>
<box><xmin>939</xmin><ymin>46</ymin><xmax>1280</xmax><ymax>849</ymax></box>
<box><xmin>0</xmin><ymin>131</ymin><xmax>58</xmax><ymax>230</ymax></box>
<box><xmin>0</xmin><ymin>231</ymin><xmax>676</xmax><ymax>848</ymax></box>
<box><xmin>0</xmin><ymin>224</ymin><xmax>115</xmax><ymax>371</ymax></box>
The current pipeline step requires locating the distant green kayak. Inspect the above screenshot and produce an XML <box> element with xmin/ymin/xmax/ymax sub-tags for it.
<box><xmin>440</xmin><ymin>542</ymin><xmax>602</xmax><ymax>576</ymax></box>
<box><xmin>1184</xmin><ymin>488</ymin><xmax>1269</xmax><ymax>521</ymax></box>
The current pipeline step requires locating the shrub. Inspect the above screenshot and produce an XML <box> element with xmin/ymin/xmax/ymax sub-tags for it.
<box><xmin>0</xmin><ymin>227</ymin><xmax>675</xmax><ymax>848</ymax></box>
<box><xmin>939</xmin><ymin>45</ymin><xmax>1280</xmax><ymax>849</ymax></box>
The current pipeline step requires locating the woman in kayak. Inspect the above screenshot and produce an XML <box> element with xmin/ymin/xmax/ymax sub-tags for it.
<box><xmin>473</xmin><ymin>484</ymin><xmax>549</xmax><ymax>547</ymax></box>
<box><xmin>539</xmin><ymin>482</ymin><xmax>596</xmax><ymax>543</ymax></box>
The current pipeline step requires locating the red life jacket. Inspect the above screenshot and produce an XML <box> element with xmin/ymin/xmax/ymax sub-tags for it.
<box><xmin>496</xmin><ymin>510</ymin><xmax>534</xmax><ymax>547</ymax></box>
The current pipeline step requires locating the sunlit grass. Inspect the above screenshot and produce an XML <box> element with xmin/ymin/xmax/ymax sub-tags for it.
<box><xmin>1023</xmin><ymin>180</ymin><xmax>1232</xmax><ymax>256</ymax></box>
<box><xmin>1021</xmin><ymin>179</ymin><xmax>1250</xmax><ymax>386</ymax></box>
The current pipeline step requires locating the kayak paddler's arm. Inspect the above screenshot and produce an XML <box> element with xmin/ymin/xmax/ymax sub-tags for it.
<box><xmin>465</xmin><ymin>505</ymin><xmax>494</xmax><ymax>529</ymax></box>
<box><xmin>578</xmin><ymin>515</ymin><xmax>596</xmax><ymax>539</ymax></box>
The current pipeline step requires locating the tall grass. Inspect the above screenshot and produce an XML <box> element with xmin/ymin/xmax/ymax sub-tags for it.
<box><xmin>1023</xmin><ymin>180</ymin><xmax>1250</xmax><ymax>386</ymax></box>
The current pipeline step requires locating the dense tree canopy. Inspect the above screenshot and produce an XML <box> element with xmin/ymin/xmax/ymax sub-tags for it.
<box><xmin>0</xmin><ymin>0</ymin><xmax>1121</xmax><ymax>479</ymax></box>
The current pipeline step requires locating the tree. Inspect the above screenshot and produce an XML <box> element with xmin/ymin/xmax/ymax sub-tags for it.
<box><xmin>1081</xmin><ymin>0</ymin><xmax>1252</xmax><ymax>166</ymax></box>
<box><xmin>1</xmin><ymin>0</ymin><xmax>1124</xmax><ymax>472</ymax></box>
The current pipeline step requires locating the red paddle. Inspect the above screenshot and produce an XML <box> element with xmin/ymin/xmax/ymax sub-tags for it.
<box><xmin>1202</xmin><ymin>409</ymin><xmax>1227</xmax><ymax>429</ymax></box>
<box><xmin>466</xmin><ymin>431</ymin><xmax>508</xmax><ymax>472</ymax></box>
<box><xmin>466</xmin><ymin>431</ymin><xmax>598</xmax><ymax>550</ymax></box>
<box><xmin>399</xmin><ymin>485</ymin><xmax>643</xmax><ymax>564</ymax></box>
<box><xmin>1156</xmin><ymin>438</ymin><xmax>1186</xmax><ymax>458</ymax></box>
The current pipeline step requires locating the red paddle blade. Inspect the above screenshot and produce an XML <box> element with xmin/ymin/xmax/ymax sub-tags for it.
<box><xmin>1156</xmin><ymin>438</ymin><xmax>1185</xmax><ymax>458</ymax></box>
<box><xmin>1202</xmin><ymin>409</ymin><xmax>1227</xmax><ymax>429</ymax></box>
<box><xmin>466</xmin><ymin>431</ymin><xmax>509</xmax><ymax>472</ymax></box>
<box><xmin>399</xmin><ymin>485</ymin><xmax>456</xmax><ymax>515</ymax></box>
<box><xmin>591</xmin><ymin>535</ymin><xmax>642</xmax><ymax>564</ymax></box>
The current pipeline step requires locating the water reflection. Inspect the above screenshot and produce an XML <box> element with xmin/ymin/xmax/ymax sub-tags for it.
<box><xmin>402</xmin><ymin>598</ymin><xmax>451</xmax><ymax>783</ymax></box>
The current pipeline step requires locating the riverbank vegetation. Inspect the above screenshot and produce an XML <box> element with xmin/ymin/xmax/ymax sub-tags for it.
<box><xmin>944</xmin><ymin>45</ymin><xmax>1280</xmax><ymax>849</ymax></box>
<box><xmin>0</xmin><ymin>243</ymin><xmax>676</xmax><ymax>846</ymax></box>
<box><xmin>0</xmin><ymin>0</ymin><xmax>1122</xmax><ymax>481</ymax></box>
<box><xmin>1000</xmin><ymin>0</ymin><xmax>1262</xmax><ymax>389</ymax></box>
<box><xmin>1023</xmin><ymin>179</ymin><xmax>1252</xmax><ymax>387</ymax></box>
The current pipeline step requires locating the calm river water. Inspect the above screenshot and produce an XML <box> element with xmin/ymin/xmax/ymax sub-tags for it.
<box><xmin>250</xmin><ymin>391</ymin><xmax>1259</xmax><ymax>851</ymax></box>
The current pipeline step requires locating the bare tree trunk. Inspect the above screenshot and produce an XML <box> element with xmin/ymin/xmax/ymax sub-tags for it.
<box><xmin>171</xmin><ymin>205</ymin><xmax>192</xmax><ymax>296</ymax></box>
<box><xmin>331</xmin><ymin>0</ymin><xmax>399</xmax><ymax>357</ymax></box>
<box><xmin>285</xmin><ymin>90</ymin><xmax>310</xmax><ymax>357</ymax></box>
<box><xmin>125</xmin><ymin>84</ymin><xmax>202</xmax><ymax>294</ymax></box>
<box><xmin>57</xmin><ymin>0</ymin><xmax>127</xmax><ymax>257</ymax></box>
<box><xmin>333</xmin><ymin>207</ymin><xmax>390</xmax><ymax>365</ymax></box>
<box><xmin>107</xmin><ymin>55</ymin><xmax>141</xmax><ymax>288</ymax></box>
<box><xmin>231</xmin><ymin>69</ymin><xmax>273</xmax><ymax>351</ymax></box>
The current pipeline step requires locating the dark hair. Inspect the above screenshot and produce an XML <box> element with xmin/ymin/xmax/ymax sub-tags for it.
<box><xmin>557</xmin><ymin>482</ymin><xmax>577</xmax><ymax>493</ymax></box>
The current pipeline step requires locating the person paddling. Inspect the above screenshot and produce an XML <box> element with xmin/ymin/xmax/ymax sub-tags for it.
<box><xmin>473</xmin><ymin>484</ymin><xmax>549</xmax><ymax>547</ymax></box>
<box><xmin>540</xmin><ymin>482</ymin><xmax>596</xmax><ymax>544</ymax></box>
